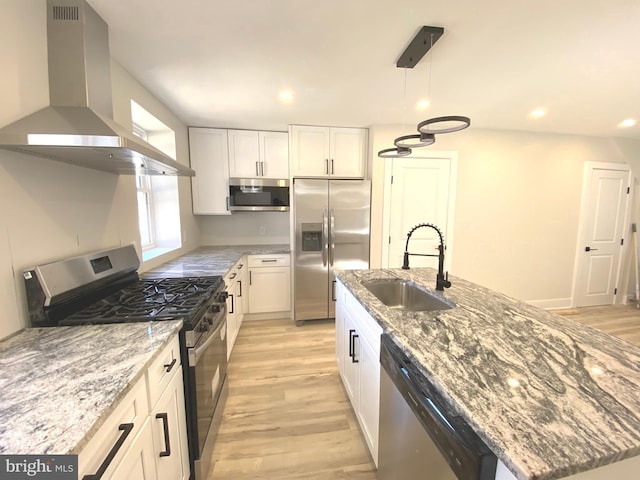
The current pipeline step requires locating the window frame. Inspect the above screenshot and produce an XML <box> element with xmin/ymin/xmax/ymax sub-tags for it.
<box><xmin>132</xmin><ymin>123</ymin><xmax>157</xmax><ymax>251</ymax></box>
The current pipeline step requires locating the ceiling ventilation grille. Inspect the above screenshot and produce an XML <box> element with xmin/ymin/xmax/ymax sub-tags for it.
<box><xmin>52</xmin><ymin>5</ymin><xmax>79</xmax><ymax>21</ymax></box>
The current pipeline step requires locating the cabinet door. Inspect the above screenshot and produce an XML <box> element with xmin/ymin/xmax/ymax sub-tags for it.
<box><xmin>335</xmin><ymin>295</ymin><xmax>346</xmax><ymax>375</ymax></box>
<box><xmin>248</xmin><ymin>267</ymin><xmax>291</xmax><ymax>313</ymax></box>
<box><xmin>188</xmin><ymin>128</ymin><xmax>230</xmax><ymax>215</ymax></box>
<box><xmin>329</xmin><ymin>127</ymin><xmax>367</xmax><ymax>178</ymax></box>
<box><xmin>237</xmin><ymin>259</ymin><xmax>249</xmax><ymax>318</ymax></box>
<box><xmin>228</xmin><ymin>130</ymin><xmax>260</xmax><ymax>178</ymax></box>
<box><xmin>290</xmin><ymin>125</ymin><xmax>330</xmax><ymax>177</ymax></box>
<box><xmin>152</xmin><ymin>369</ymin><xmax>190</xmax><ymax>480</ymax></box>
<box><xmin>358</xmin><ymin>335</ymin><xmax>380</xmax><ymax>466</ymax></box>
<box><xmin>109</xmin><ymin>419</ymin><xmax>157</xmax><ymax>480</ymax></box>
<box><xmin>234</xmin><ymin>271</ymin><xmax>244</xmax><ymax>327</ymax></box>
<box><xmin>259</xmin><ymin>131</ymin><xmax>289</xmax><ymax>178</ymax></box>
<box><xmin>341</xmin><ymin>308</ymin><xmax>360</xmax><ymax>404</ymax></box>
<box><xmin>226</xmin><ymin>278</ymin><xmax>238</xmax><ymax>360</ymax></box>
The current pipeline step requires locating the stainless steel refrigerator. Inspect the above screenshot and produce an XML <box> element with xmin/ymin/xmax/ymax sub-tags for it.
<box><xmin>293</xmin><ymin>178</ymin><xmax>371</xmax><ymax>323</ymax></box>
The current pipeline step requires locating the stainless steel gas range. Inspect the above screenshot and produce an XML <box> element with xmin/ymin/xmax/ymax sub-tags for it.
<box><xmin>23</xmin><ymin>244</ymin><xmax>227</xmax><ymax>480</ymax></box>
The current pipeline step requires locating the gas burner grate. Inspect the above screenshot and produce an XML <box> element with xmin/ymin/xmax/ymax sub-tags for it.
<box><xmin>63</xmin><ymin>276</ymin><xmax>224</xmax><ymax>325</ymax></box>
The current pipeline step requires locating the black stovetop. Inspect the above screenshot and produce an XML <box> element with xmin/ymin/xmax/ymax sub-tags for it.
<box><xmin>59</xmin><ymin>276</ymin><xmax>224</xmax><ymax>326</ymax></box>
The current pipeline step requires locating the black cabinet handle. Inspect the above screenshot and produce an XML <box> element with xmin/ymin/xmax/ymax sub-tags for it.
<box><xmin>348</xmin><ymin>329</ymin><xmax>355</xmax><ymax>358</ymax></box>
<box><xmin>82</xmin><ymin>423</ymin><xmax>134</xmax><ymax>480</ymax></box>
<box><xmin>238</xmin><ymin>280</ymin><xmax>242</xmax><ymax>298</ymax></box>
<box><xmin>331</xmin><ymin>280</ymin><xmax>337</xmax><ymax>301</ymax></box>
<box><xmin>585</xmin><ymin>246</ymin><xmax>598</xmax><ymax>252</ymax></box>
<box><xmin>155</xmin><ymin>412</ymin><xmax>171</xmax><ymax>457</ymax></box>
<box><xmin>352</xmin><ymin>334</ymin><xmax>359</xmax><ymax>363</ymax></box>
<box><xmin>249</xmin><ymin>271</ymin><xmax>252</xmax><ymax>285</ymax></box>
<box><xmin>229</xmin><ymin>294</ymin><xmax>235</xmax><ymax>314</ymax></box>
<box><xmin>163</xmin><ymin>358</ymin><xmax>177</xmax><ymax>373</ymax></box>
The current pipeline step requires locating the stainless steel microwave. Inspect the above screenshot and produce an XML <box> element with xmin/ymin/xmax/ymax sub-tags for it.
<box><xmin>228</xmin><ymin>178</ymin><xmax>290</xmax><ymax>211</ymax></box>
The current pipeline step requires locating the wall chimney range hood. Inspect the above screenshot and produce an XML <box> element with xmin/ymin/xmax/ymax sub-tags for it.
<box><xmin>0</xmin><ymin>0</ymin><xmax>195</xmax><ymax>176</ymax></box>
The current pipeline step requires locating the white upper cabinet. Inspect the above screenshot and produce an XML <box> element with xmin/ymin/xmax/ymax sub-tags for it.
<box><xmin>188</xmin><ymin>127</ymin><xmax>230</xmax><ymax>215</ymax></box>
<box><xmin>228</xmin><ymin>130</ymin><xmax>288</xmax><ymax>179</ymax></box>
<box><xmin>259</xmin><ymin>131</ymin><xmax>289</xmax><ymax>178</ymax></box>
<box><xmin>290</xmin><ymin>125</ymin><xmax>367</xmax><ymax>178</ymax></box>
<box><xmin>228</xmin><ymin>130</ymin><xmax>260</xmax><ymax>177</ymax></box>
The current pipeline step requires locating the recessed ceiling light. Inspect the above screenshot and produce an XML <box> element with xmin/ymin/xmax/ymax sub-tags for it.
<box><xmin>619</xmin><ymin>118</ymin><xmax>637</xmax><ymax>128</ymax></box>
<box><xmin>530</xmin><ymin>108</ymin><xmax>546</xmax><ymax>118</ymax></box>
<box><xmin>416</xmin><ymin>99</ymin><xmax>430</xmax><ymax>110</ymax></box>
<box><xmin>279</xmin><ymin>91</ymin><xmax>294</xmax><ymax>102</ymax></box>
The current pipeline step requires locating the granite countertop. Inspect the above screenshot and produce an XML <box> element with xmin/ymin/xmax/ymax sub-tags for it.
<box><xmin>336</xmin><ymin>268</ymin><xmax>640</xmax><ymax>480</ymax></box>
<box><xmin>144</xmin><ymin>244</ymin><xmax>290</xmax><ymax>278</ymax></box>
<box><xmin>0</xmin><ymin>320</ymin><xmax>182</xmax><ymax>455</ymax></box>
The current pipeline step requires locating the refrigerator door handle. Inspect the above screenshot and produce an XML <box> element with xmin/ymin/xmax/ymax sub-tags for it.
<box><xmin>322</xmin><ymin>208</ymin><xmax>328</xmax><ymax>267</ymax></box>
<box><xmin>329</xmin><ymin>209</ymin><xmax>335</xmax><ymax>266</ymax></box>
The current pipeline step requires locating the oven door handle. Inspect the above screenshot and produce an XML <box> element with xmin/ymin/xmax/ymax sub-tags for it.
<box><xmin>188</xmin><ymin>313</ymin><xmax>226</xmax><ymax>367</ymax></box>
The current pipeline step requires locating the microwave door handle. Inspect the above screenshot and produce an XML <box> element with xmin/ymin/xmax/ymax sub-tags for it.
<box><xmin>329</xmin><ymin>208</ymin><xmax>335</xmax><ymax>266</ymax></box>
<box><xmin>322</xmin><ymin>208</ymin><xmax>328</xmax><ymax>267</ymax></box>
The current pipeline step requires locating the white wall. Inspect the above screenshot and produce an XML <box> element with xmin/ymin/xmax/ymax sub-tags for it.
<box><xmin>198</xmin><ymin>212</ymin><xmax>290</xmax><ymax>245</ymax></box>
<box><xmin>0</xmin><ymin>0</ymin><xmax>200</xmax><ymax>339</ymax></box>
<box><xmin>369</xmin><ymin>125</ymin><xmax>640</xmax><ymax>305</ymax></box>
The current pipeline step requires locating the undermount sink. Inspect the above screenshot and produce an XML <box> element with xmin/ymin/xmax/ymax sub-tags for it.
<box><xmin>362</xmin><ymin>279</ymin><xmax>454</xmax><ymax>312</ymax></box>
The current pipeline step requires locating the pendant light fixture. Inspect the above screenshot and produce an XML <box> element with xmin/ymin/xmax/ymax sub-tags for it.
<box><xmin>377</xmin><ymin>26</ymin><xmax>470</xmax><ymax>158</ymax></box>
<box><xmin>394</xmin><ymin>132</ymin><xmax>435</xmax><ymax>148</ymax></box>
<box><xmin>378</xmin><ymin>146</ymin><xmax>412</xmax><ymax>158</ymax></box>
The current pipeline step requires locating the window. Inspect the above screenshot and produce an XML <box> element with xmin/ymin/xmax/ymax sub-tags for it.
<box><xmin>132</xmin><ymin>123</ymin><xmax>156</xmax><ymax>250</ymax></box>
<box><xmin>136</xmin><ymin>174</ymin><xmax>155</xmax><ymax>248</ymax></box>
<box><xmin>131</xmin><ymin>100</ymin><xmax>182</xmax><ymax>261</ymax></box>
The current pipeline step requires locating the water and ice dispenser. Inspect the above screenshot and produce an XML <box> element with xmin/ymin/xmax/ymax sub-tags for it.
<box><xmin>301</xmin><ymin>223</ymin><xmax>322</xmax><ymax>251</ymax></box>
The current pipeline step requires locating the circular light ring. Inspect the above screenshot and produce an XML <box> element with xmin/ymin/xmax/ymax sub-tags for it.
<box><xmin>417</xmin><ymin>115</ymin><xmax>471</xmax><ymax>134</ymax></box>
<box><xmin>394</xmin><ymin>133</ymin><xmax>436</xmax><ymax>148</ymax></box>
<box><xmin>377</xmin><ymin>146</ymin><xmax>412</xmax><ymax>158</ymax></box>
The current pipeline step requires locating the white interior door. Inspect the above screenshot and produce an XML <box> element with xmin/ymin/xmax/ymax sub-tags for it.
<box><xmin>574</xmin><ymin>163</ymin><xmax>631</xmax><ymax>307</ymax></box>
<box><xmin>384</xmin><ymin>155</ymin><xmax>456</xmax><ymax>269</ymax></box>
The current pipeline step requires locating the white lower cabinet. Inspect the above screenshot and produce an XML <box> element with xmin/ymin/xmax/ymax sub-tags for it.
<box><xmin>247</xmin><ymin>254</ymin><xmax>291</xmax><ymax>314</ymax></box>
<box><xmin>335</xmin><ymin>280</ymin><xmax>382</xmax><ymax>467</ymax></box>
<box><xmin>225</xmin><ymin>258</ymin><xmax>245</xmax><ymax>360</ymax></box>
<box><xmin>78</xmin><ymin>334</ymin><xmax>189</xmax><ymax>480</ymax></box>
<box><xmin>151</xmin><ymin>362</ymin><xmax>190</xmax><ymax>480</ymax></box>
<box><xmin>109</xmin><ymin>419</ymin><xmax>157</xmax><ymax>479</ymax></box>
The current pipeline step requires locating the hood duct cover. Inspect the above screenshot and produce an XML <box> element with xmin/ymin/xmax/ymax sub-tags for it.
<box><xmin>0</xmin><ymin>0</ymin><xmax>195</xmax><ymax>176</ymax></box>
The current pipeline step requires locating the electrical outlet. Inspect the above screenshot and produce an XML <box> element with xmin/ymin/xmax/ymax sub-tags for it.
<box><xmin>259</xmin><ymin>226</ymin><xmax>266</xmax><ymax>236</ymax></box>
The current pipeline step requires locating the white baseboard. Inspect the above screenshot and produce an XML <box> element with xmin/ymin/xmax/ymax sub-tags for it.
<box><xmin>244</xmin><ymin>311</ymin><xmax>292</xmax><ymax>321</ymax></box>
<box><xmin>525</xmin><ymin>297</ymin><xmax>573</xmax><ymax>310</ymax></box>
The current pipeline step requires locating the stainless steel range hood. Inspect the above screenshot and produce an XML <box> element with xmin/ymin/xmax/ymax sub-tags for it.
<box><xmin>0</xmin><ymin>0</ymin><xmax>194</xmax><ymax>176</ymax></box>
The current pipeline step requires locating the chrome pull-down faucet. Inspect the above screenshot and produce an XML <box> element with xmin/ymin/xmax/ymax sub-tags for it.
<box><xmin>402</xmin><ymin>223</ymin><xmax>452</xmax><ymax>291</ymax></box>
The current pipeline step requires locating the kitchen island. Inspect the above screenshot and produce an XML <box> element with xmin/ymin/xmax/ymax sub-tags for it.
<box><xmin>335</xmin><ymin>268</ymin><xmax>640</xmax><ymax>480</ymax></box>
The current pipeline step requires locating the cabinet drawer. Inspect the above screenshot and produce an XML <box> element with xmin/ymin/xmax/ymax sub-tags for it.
<box><xmin>248</xmin><ymin>254</ymin><xmax>290</xmax><ymax>267</ymax></box>
<box><xmin>78</xmin><ymin>376</ymin><xmax>149</xmax><ymax>478</ymax></box>
<box><xmin>147</xmin><ymin>336</ymin><xmax>181</xmax><ymax>408</ymax></box>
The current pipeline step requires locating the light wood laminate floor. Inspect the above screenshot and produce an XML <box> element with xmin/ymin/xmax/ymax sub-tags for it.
<box><xmin>207</xmin><ymin>319</ymin><xmax>377</xmax><ymax>479</ymax></box>
<box><xmin>207</xmin><ymin>305</ymin><xmax>640</xmax><ymax>479</ymax></box>
<box><xmin>558</xmin><ymin>304</ymin><xmax>640</xmax><ymax>346</ymax></box>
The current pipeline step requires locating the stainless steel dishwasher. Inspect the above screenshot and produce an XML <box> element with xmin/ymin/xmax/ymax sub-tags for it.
<box><xmin>378</xmin><ymin>335</ymin><xmax>497</xmax><ymax>480</ymax></box>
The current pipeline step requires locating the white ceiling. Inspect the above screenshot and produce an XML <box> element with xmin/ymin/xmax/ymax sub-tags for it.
<box><xmin>87</xmin><ymin>0</ymin><xmax>640</xmax><ymax>139</ymax></box>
